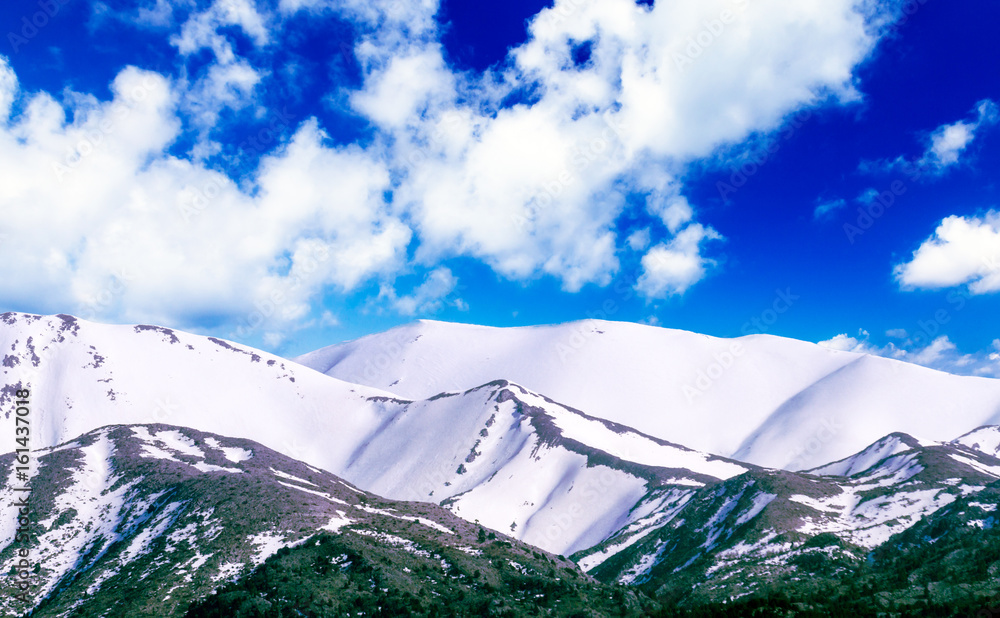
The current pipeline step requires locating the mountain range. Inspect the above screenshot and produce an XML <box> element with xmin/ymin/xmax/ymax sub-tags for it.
<box><xmin>2</xmin><ymin>312</ymin><xmax>1000</xmax><ymax>615</ymax></box>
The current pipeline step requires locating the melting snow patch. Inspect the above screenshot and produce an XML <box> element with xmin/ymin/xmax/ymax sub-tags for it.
<box><xmin>275</xmin><ymin>480</ymin><xmax>348</xmax><ymax>504</ymax></box>
<box><xmin>619</xmin><ymin>540</ymin><xmax>668</xmax><ymax>584</ymax></box>
<box><xmin>204</xmin><ymin>437</ymin><xmax>252</xmax><ymax>462</ymax></box>
<box><xmin>192</xmin><ymin>462</ymin><xmax>243</xmax><ymax>474</ymax></box>
<box><xmin>949</xmin><ymin>454</ymin><xmax>1000</xmax><ymax>478</ymax></box>
<box><xmin>321</xmin><ymin>512</ymin><xmax>352</xmax><ymax>533</ymax></box>
<box><xmin>153</xmin><ymin>430</ymin><xmax>205</xmax><ymax>458</ymax></box>
<box><xmin>270</xmin><ymin>468</ymin><xmax>319</xmax><ymax>487</ymax></box>
<box><xmin>248</xmin><ymin>531</ymin><xmax>289</xmax><ymax>567</ymax></box>
<box><xmin>353</xmin><ymin>530</ymin><xmax>431</xmax><ymax>558</ymax></box>
<box><xmin>735</xmin><ymin>492</ymin><xmax>777</xmax><ymax>527</ymax></box>
<box><xmin>354</xmin><ymin>504</ymin><xmax>454</xmax><ymax>534</ymax></box>
<box><xmin>213</xmin><ymin>561</ymin><xmax>245</xmax><ymax>582</ymax></box>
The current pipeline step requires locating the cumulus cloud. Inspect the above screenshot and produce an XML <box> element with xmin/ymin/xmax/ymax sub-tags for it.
<box><xmin>342</xmin><ymin>0</ymin><xmax>900</xmax><ymax>294</ymax></box>
<box><xmin>0</xmin><ymin>59</ymin><xmax>408</xmax><ymax>333</ymax></box>
<box><xmin>920</xmin><ymin>100</ymin><xmax>999</xmax><ymax>170</ymax></box>
<box><xmin>894</xmin><ymin>211</ymin><xmax>1000</xmax><ymax>294</ymax></box>
<box><xmin>636</xmin><ymin>224</ymin><xmax>723</xmax><ymax>298</ymax></box>
<box><xmin>626</xmin><ymin>228</ymin><xmax>651</xmax><ymax>252</ymax></box>
<box><xmin>171</xmin><ymin>0</ymin><xmax>270</xmax><ymax>129</ymax></box>
<box><xmin>0</xmin><ymin>0</ymin><xmax>908</xmax><ymax>340</ymax></box>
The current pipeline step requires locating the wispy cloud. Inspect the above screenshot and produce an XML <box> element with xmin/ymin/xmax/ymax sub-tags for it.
<box><xmin>813</xmin><ymin>198</ymin><xmax>847</xmax><ymax>221</ymax></box>
<box><xmin>862</xmin><ymin>99</ymin><xmax>999</xmax><ymax>178</ymax></box>
<box><xmin>819</xmin><ymin>330</ymin><xmax>1000</xmax><ymax>378</ymax></box>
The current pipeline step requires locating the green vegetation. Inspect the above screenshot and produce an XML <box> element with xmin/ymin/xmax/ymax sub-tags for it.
<box><xmin>185</xmin><ymin>531</ymin><xmax>657</xmax><ymax>617</ymax></box>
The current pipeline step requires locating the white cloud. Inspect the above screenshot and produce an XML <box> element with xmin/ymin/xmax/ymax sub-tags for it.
<box><xmin>920</xmin><ymin>99</ymin><xmax>998</xmax><ymax>170</ymax></box>
<box><xmin>649</xmin><ymin>195</ymin><xmax>694</xmax><ymax>234</ymax></box>
<box><xmin>0</xmin><ymin>56</ymin><xmax>17</xmax><ymax>121</ymax></box>
<box><xmin>170</xmin><ymin>0</ymin><xmax>270</xmax><ymax>129</ymax></box>
<box><xmin>894</xmin><ymin>211</ymin><xmax>1000</xmax><ymax>294</ymax></box>
<box><xmin>636</xmin><ymin>224</ymin><xmax>723</xmax><ymax>298</ymax></box>
<box><xmin>813</xmin><ymin>198</ymin><xmax>847</xmax><ymax>220</ymax></box>
<box><xmin>384</xmin><ymin>267</ymin><xmax>463</xmax><ymax>316</ymax></box>
<box><xmin>626</xmin><ymin>228</ymin><xmax>651</xmax><ymax>252</ymax></box>
<box><xmin>338</xmin><ymin>0</ymin><xmax>899</xmax><ymax>295</ymax></box>
<box><xmin>863</xmin><ymin>99</ymin><xmax>999</xmax><ymax>177</ymax></box>
<box><xmin>0</xmin><ymin>0</ymin><xmax>909</xmax><ymax>336</ymax></box>
<box><xmin>0</xmin><ymin>60</ymin><xmax>408</xmax><ymax>333</ymax></box>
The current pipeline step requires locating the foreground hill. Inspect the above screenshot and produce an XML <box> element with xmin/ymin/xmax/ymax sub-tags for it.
<box><xmin>296</xmin><ymin>319</ymin><xmax>1000</xmax><ymax>470</ymax></box>
<box><xmin>0</xmin><ymin>424</ymin><xmax>652</xmax><ymax>617</ymax></box>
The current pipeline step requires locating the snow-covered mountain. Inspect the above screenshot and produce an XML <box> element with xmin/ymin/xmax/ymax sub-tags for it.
<box><xmin>0</xmin><ymin>313</ymin><xmax>748</xmax><ymax>555</ymax></box>
<box><xmin>4</xmin><ymin>312</ymin><xmax>1000</xmax><ymax>613</ymax></box>
<box><xmin>329</xmin><ymin>380</ymin><xmax>751</xmax><ymax>555</ymax></box>
<box><xmin>953</xmin><ymin>425</ymin><xmax>1000</xmax><ymax>458</ymax></box>
<box><xmin>296</xmin><ymin>319</ymin><xmax>1000</xmax><ymax>470</ymax></box>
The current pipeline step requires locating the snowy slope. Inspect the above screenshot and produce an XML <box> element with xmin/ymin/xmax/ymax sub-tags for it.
<box><xmin>332</xmin><ymin>380</ymin><xmax>749</xmax><ymax>555</ymax></box>
<box><xmin>806</xmin><ymin>433</ymin><xmax>931</xmax><ymax>477</ymax></box>
<box><xmin>296</xmin><ymin>319</ymin><xmax>1000</xmax><ymax>469</ymax></box>
<box><xmin>0</xmin><ymin>312</ymin><xmax>404</xmax><ymax>475</ymax></box>
<box><xmin>953</xmin><ymin>426</ymin><xmax>1000</xmax><ymax>458</ymax></box>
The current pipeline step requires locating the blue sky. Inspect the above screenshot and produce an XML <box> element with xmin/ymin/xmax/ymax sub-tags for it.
<box><xmin>0</xmin><ymin>0</ymin><xmax>998</xmax><ymax>376</ymax></box>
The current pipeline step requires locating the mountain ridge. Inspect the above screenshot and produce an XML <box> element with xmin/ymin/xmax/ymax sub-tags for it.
<box><xmin>295</xmin><ymin>317</ymin><xmax>1000</xmax><ymax>470</ymax></box>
